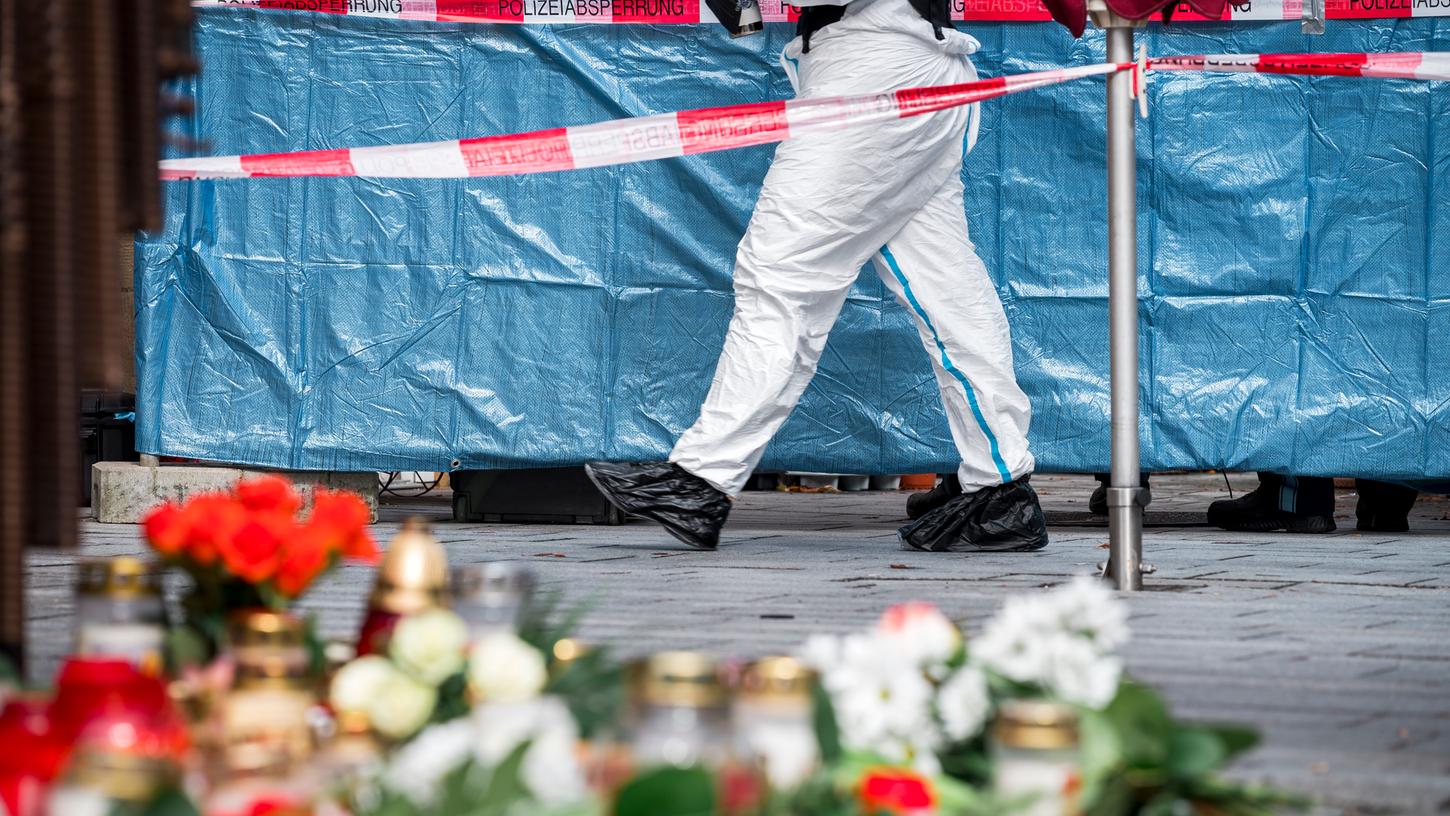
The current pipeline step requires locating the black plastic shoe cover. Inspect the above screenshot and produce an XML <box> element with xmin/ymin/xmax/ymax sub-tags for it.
<box><xmin>585</xmin><ymin>461</ymin><xmax>731</xmax><ymax>550</ymax></box>
<box><xmin>898</xmin><ymin>476</ymin><xmax>1048</xmax><ymax>552</ymax></box>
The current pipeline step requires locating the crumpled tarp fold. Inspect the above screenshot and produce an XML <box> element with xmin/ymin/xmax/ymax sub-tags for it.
<box><xmin>136</xmin><ymin>11</ymin><xmax>1450</xmax><ymax>480</ymax></box>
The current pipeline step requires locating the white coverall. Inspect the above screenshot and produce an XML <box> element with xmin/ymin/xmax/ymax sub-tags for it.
<box><xmin>670</xmin><ymin>0</ymin><xmax>1035</xmax><ymax>496</ymax></box>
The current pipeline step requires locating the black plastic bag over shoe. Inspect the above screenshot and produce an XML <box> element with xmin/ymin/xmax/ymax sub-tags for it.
<box><xmin>898</xmin><ymin>476</ymin><xmax>1048</xmax><ymax>552</ymax></box>
<box><xmin>585</xmin><ymin>461</ymin><xmax>731</xmax><ymax>550</ymax></box>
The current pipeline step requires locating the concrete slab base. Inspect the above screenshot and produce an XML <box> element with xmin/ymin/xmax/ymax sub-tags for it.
<box><xmin>91</xmin><ymin>461</ymin><xmax>378</xmax><ymax>524</ymax></box>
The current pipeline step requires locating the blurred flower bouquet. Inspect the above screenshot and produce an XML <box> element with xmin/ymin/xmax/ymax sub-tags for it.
<box><xmin>329</xmin><ymin>579</ymin><xmax>1302</xmax><ymax>816</ymax></box>
<box><xmin>790</xmin><ymin>579</ymin><xmax>1304</xmax><ymax>815</ymax></box>
<box><xmin>142</xmin><ymin>476</ymin><xmax>378</xmax><ymax>664</ymax></box>
<box><xmin>330</xmin><ymin>605</ymin><xmax>607</xmax><ymax>815</ymax></box>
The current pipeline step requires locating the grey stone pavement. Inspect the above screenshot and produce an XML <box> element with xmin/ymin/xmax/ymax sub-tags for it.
<box><xmin>25</xmin><ymin>473</ymin><xmax>1450</xmax><ymax>814</ymax></box>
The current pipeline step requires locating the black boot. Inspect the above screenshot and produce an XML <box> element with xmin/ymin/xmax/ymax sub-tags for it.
<box><xmin>899</xmin><ymin>476</ymin><xmax>1049</xmax><ymax>552</ymax></box>
<box><xmin>1355</xmin><ymin>479</ymin><xmax>1417</xmax><ymax>533</ymax></box>
<box><xmin>906</xmin><ymin>473</ymin><xmax>961</xmax><ymax>520</ymax></box>
<box><xmin>1206</xmin><ymin>473</ymin><xmax>1336</xmax><ymax>534</ymax></box>
<box><xmin>585</xmin><ymin>462</ymin><xmax>731</xmax><ymax>550</ymax></box>
<box><xmin>1088</xmin><ymin>472</ymin><xmax>1152</xmax><ymax>516</ymax></box>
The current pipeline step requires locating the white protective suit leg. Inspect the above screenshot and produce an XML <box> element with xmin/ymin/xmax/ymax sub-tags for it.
<box><xmin>670</xmin><ymin>0</ymin><xmax>1033</xmax><ymax>496</ymax></box>
<box><xmin>871</xmin><ymin>172</ymin><xmax>1035</xmax><ymax>491</ymax></box>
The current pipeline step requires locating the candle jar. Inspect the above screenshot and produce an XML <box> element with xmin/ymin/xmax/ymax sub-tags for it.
<box><xmin>450</xmin><ymin>562</ymin><xmax>534</xmax><ymax>639</ymax></box>
<box><xmin>73</xmin><ymin>556</ymin><xmax>166</xmax><ymax>674</ymax></box>
<box><xmin>357</xmin><ymin>518</ymin><xmax>448</xmax><ymax>655</ymax></box>
<box><xmin>629</xmin><ymin>652</ymin><xmax>731</xmax><ymax>770</ymax></box>
<box><xmin>47</xmin><ymin>747</ymin><xmax>178</xmax><ymax>815</ymax></box>
<box><xmin>990</xmin><ymin>700</ymin><xmax>1082</xmax><ymax>816</ymax></box>
<box><xmin>205</xmin><ymin>611</ymin><xmax>318</xmax><ymax>814</ymax></box>
<box><xmin>732</xmin><ymin>657</ymin><xmax>820</xmax><ymax>789</ymax></box>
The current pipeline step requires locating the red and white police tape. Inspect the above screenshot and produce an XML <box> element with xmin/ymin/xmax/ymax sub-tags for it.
<box><xmin>160</xmin><ymin>62</ymin><xmax>1124</xmax><ymax>180</ymax></box>
<box><xmin>192</xmin><ymin>0</ymin><xmax>1450</xmax><ymax>25</ymax></box>
<box><xmin>1148</xmin><ymin>51</ymin><xmax>1450</xmax><ymax>80</ymax></box>
<box><xmin>159</xmin><ymin>52</ymin><xmax>1447</xmax><ymax>181</ymax></box>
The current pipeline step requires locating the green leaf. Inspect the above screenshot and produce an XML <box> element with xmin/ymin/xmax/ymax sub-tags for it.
<box><xmin>0</xmin><ymin>652</ymin><xmax>19</xmax><ymax>688</ymax></box>
<box><xmin>477</xmin><ymin>739</ymin><xmax>534</xmax><ymax>812</ymax></box>
<box><xmin>545</xmin><ymin>648</ymin><xmax>623</xmax><ymax>741</ymax></box>
<box><xmin>1165</xmin><ymin>727</ymin><xmax>1228</xmax><ymax>780</ymax></box>
<box><xmin>811</xmin><ymin>683</ymin><xmax>844</xmax><ymax>765</ymax></box>
<box><xmin>1076</xmin><ymin>706</ymin><xmax>1125</xmax><ymax>809</ymax></box>
<box><xmin>613</xmin><ymin>766</ymin><xmax>717</xmax><ymax>816</ymax></box>
<box><xmin>1203</xmin><ymin>724</ymin><xmax>1260</xmax><ymax>761</ymax></box>
<box><xmin>1100</xmin><ymin>682</ymin><xmax>1174</xmax><ymax>767</ymax></box>
<box><xmin>120</xmin><ymin>787</ymin><xmax>201</xmax><ymax>816</ymax></box>
<box><xmin>431</xmin><ymin>671</ymin><xmax>472</xmax><ymax>724</ymax></box>
<box><xmin>164</xmin><ymin>624</ymin><xmax>211</xmax><ymax>674</ymax></box>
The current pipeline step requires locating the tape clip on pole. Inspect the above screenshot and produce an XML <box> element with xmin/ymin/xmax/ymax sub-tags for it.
<box><xmin>1132</xmin><ymin>45</ymin><xmax>1149</xmax><ymax>119</ymax></box>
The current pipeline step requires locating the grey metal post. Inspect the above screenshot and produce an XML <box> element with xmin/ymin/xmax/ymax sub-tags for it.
<box><xmin>1097</xmin><ymin>17</ymin><xmax>1147</xmax><ymax>590</ymax></box>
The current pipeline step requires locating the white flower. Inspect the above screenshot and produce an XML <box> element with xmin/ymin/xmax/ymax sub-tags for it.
<box><xmin>1041</xmin><ymin>635</ymin><xmax>1122</xmax><ymax>709</ymax></box>
<box><xmin>329</xmin><ymin>655</ymin><xmax>397</xmax><ymax>716</ymax></box>
<box><xmin>937</xmin><ymin>665</ymin><xmax>991</xmax><ymax>742</ymax></box>
<box><xmin>875</xmin><ymin>602</ymin><xmax>962</xmax><ymax>671</ymax></box>
<box><xmin>800</xmin><ymin>633</ymin><xmax>844</xmax><ymax>673</ymax></box>
<box><xmin>807</xmin><ymin>632</ymin><xmax>940</xmax><ymax>754</ymax></box>
<box><xmin>968</xmin><ymin>578</ymin><xmax>1130</xmax><ymax>710</ymax></box>
<box><xmin>390</xmin><ymin>609</ymin><xmax>469</xmax><ymax>685</ymax></box>
<box><xmin>383</xmin><ymin>719</ymin><xmax>475</xmax><ymax>805</ymax></box>
<box><xmin>368</xmin><ymin>671</ymin><xmax>438</xmax><ymax>740</ymax></box>
<box><xmin>972</xmin><ymin>608</ymin><xmax>1051</xmax><ymax>684</ymax></box>
<box><xmin>1049</xmin><ymin>576</ymin><xmax>1130</xmax><ymax>651</ymax></box>
<box><xmin>472</xmin><ymin>697</ymin><xmax>586</xmax><ymax>805</ymax></box>
<box><xmin>467</xmin><ymin>632</ymin><xmax>547</xmax><ymax>703</ymax></box>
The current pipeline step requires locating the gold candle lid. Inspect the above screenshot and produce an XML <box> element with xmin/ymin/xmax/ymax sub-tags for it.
<box><xmin>369</xmin><ymin>518</ymin><xmax>448</xmax><ymax>615</ymax></box>
<box><xmin>229</xmin><ymin>610</ymin><xmax>308</xmax><ymax>687</ymax></box>
<box><xmin>992</xmin><ymin>700</ymin><xmax>1079</xmax><ymax>750</ymax></box>
<box><xmin>76</xmin><ymin>556</ymin><xmax>161</xmax><ymax>597</ymax></box>
<box><xmin>631</xmin><ymin>651</ymin><xmax>726</xmax><ymax>709</ymax></box>
<box><xmin>64</xmin><ymin>748</ymin><xmax>177</xmax><ymax>803</ymax></box>
<box><xmin>230</xmin><ymin>609</ymin><xmax>304</xmax><ymax>649</ymax></box>
<box><xmin>738</xmin><ymin>656</ymin><xmax>816</xmax><ymax>704</ymax></box>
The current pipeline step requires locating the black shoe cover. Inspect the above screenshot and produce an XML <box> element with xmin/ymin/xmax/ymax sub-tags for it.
<box><xmin>585</xmin><ymin>461</ymin><xmax>730</xmax><ymax>550</ymax></box>
<box><xmin>898</xmin><ymin>476</ymin><xmax>1049</xmax><ymax>553</ymax></box>
<box><xmin>906</xmin><ymin>473</ymin><xmax>962</xmax><ymax>520</ymax></box>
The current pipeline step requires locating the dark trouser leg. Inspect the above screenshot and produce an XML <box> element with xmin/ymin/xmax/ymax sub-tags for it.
<box><xmin>1355</xmin><ymin>479</ymin><xmax>1418</xmax><ymax>533</ymax></box>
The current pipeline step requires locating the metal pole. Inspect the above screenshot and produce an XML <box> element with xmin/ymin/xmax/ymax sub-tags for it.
<box><xmin>1104</xmin><ymin>25</ymin><xmax>1144</xmax><ymax>590</ymax></box>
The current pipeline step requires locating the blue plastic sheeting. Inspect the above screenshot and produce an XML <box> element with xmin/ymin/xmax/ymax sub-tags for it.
<box><xmin>136</xmin><ymin>10</ymin><xmax>1450</xmax><ymax>478</ymax></box>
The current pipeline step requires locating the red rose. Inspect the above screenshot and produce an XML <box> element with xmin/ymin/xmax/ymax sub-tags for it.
<box><xmin>217</xmin><ymin>513</ymin><xmax>290</xmax><ymax>584</ymax></box>
<box><xmin>859</xmin><ymin>767</ymin><xmax>936</xmax><ymax>815</ymax></box>
<box><xmin>274</xmin><ymin>523</ymin><xmax>332</xmax><ymax>597</ymax></box>
<box><xmin>308</xmin><ymin>488</ymin><xmax>378</xmax><ymax>563</ymax></box>
<box><xmin>142</xmin><ymin>501</ymin><xmax>188</xmax><ymax>557</ymax></box>
<box><xmin>179</xmin><ymin>493</ymin><xmax>248</xmax><ymax>567</ymax></box>
<box><xmin>235</xmin><ymin>475</ymin><xmax>302</xmax><ymax>518</ymax></box>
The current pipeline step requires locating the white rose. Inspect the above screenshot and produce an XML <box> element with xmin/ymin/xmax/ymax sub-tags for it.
<box><xmin>330</xmin><ymin>655</ymin><xmax>397</xmax><ymax>716</ymax></box>
<box><xmin>1042</xmin><ymin>635</ymin><xmax>1122</xmax><ymax>709</ymax></box>
<box><xmin>876</xmin><ymin>602</ymin><xmax>962</xmax><ymax>669</ymax></box>
<box><xmin>817</xmin><ymin>632</ymin><xmax>938</xmax><ymax>754</ymax></box>
<box><xmin>472</xmin><ymin>697</ymin><xmax>586</xmax><ymax>805</ymax></box>
<box><xmin>937</xmin><ymin>665</ymin><xmax>991</xmax><ymax>742</ymax></box>
<box><xmin>390</xmin><ymin>609</ymin><xmax>469</xmax><ymax>685</ymax></box>
<box><xmin>467</xmin><ymin>632</ymin><xmax>547</xmax><ymax>703</ymax></box>
<box><xmin>383</xmin><ymin>719</ymin><xmax>475</xmax><ymax>805</ymax></box>
<box><xmin>369</xmin><ymin>671</ymin><xmax>438</xmax><ymax>740</ymax></box>
<box><xmin>971</xmin><ymin>614</ymin><xmax>1050</xmax><ymax>685</ymax></box>
<box><xmin>1049</xmin><ymin>576</ymin><xmax>1130</xmax><ymax>651</ymax></box>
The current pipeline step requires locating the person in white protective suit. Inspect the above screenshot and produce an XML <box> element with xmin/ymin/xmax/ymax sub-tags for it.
<box><xmin>586</xmin><ymin>0</ymin><xmax>1048</xmax><ymax>553</ymax></box>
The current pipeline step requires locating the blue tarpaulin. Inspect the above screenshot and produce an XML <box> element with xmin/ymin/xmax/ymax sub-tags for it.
<box><xmin>136</xmin><ymin>10</ymin><xmax>1450</xmax><ymax>478</ymax></box>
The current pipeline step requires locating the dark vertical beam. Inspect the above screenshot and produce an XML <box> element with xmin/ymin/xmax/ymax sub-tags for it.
<box><xmin>0</xmin><ymin>0</ymin><xmax>25</xmax><ymax>669</ymax></box>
